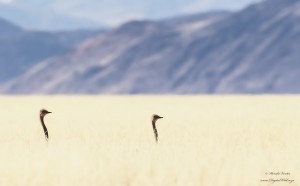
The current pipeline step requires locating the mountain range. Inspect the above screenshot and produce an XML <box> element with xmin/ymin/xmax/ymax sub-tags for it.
<box><xmin>1</xmin><ymin>0</ymin><xmax>300</xmax><ymax>94</ymax></box>
<box><xmin>0</xmin><ymin>18</ymin><xmax>103</xmax><ymax>83</ymax></box>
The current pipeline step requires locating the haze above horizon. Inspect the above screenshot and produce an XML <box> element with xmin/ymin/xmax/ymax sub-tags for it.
<box><xmin>0</xmin><ymin>0</ymin><xmax>261</xmax><ymax>30</ymax></box>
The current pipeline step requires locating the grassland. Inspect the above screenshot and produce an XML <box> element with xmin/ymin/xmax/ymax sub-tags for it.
<box><xmin>0</xmin><ymin>96</ymin><xmax>299</xmax><ymax>186</ymax></box>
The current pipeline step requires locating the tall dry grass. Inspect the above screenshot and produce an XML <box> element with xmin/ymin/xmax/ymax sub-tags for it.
<box><xmin>0</xmin><ymin>96</ymin><xmax>299</xmax><ymax>186</ymax></box>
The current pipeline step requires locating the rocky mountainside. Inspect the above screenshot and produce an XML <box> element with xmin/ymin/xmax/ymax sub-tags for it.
<box><xmin>1</xmin><ymin>0</ymin><xmax>300</xmax><ymax>94</ymax></box>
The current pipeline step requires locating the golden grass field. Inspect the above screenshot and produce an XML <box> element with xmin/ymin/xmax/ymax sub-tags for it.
<box><xmin>0</xmin><ymin>96</ymin><xmax>299</xmax><ymax>186</ymax></box>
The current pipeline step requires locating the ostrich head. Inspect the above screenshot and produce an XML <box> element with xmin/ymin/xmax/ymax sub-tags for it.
<box><xmin>40</xmin><ymin>109</ymin><xmax>52</xmax><ymax>117</ymax></box>
<box><xmin>152</xmin><ymin>114</ymin><xmax>163</xmax><ymax>123</ymax></box>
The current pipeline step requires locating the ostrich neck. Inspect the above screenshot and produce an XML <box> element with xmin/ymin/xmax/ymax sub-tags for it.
<box><xmin>152</xmin><ymin>120</ymin><xmax>156</xmax><ymax>127</ymax></box>
<box><xmin>40</xmin><ymin>115</ymin><xmax>45</xmax><ymax>125</ymax></box>
<box><xmin>40</xmin><ymin>115</ymin><xmax>47</xmax><ymax>130</ymax></box>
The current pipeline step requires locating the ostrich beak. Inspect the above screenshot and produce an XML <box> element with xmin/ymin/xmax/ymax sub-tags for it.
<box><xmin>158</xmin><ymin>116</ymin><xmax>163</xmax><ymax>119</ymax></box>
<box><xmin>47</xmin><ymin>111</ymin><xmax>52</xmax><ymax>114</ymax></box>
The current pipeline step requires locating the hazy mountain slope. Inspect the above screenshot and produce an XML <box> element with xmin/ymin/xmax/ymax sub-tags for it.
<box><xmin>175</xmin><ymin>0</ymin><xmax>300</xmax><ymax>93</ymax></box>
<box><xmin>0</xmin><ymin>21</ymin><xmax>180</xmax><ymax>93</ymax></box>
<box><xmin>1</xmin><ymin>0</ymin><xmax>300</xmax><ymax>94</ymax></box>
<box><xmin>0</xmin><ymin>17</ymin><xmax>22</xmax><ymax>35</ymax></box>
<box><xmin>0</xmin><ymin>17</ymin><xmax>103</xmax><ymax>83</ymax></box>
<box><xmin>161</xmin><ymin>11</ymin><xmax>230</xmax><ymax>26</ymax></box>
<box><xmin>0</xmin><ymin>3</ymin><xmax>104</xmax><ymax>31</ymax></box>
<box><xmin>0</xmin><ymin>13</ymin><xmax>222</xmax><ymax>94</ymax></box>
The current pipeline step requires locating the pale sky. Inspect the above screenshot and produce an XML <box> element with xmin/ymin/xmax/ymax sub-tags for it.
<box><xmin>0</xmin><ymin>0</ymin><xmax>261</xmax><ymax>30</ymax></box>
<box><xmin>0</xmin><ymin>0</ymin><xmax>12</xmax><ymax>3</ymax></box>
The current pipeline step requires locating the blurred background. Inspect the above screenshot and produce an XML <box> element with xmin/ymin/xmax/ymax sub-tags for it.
<box><xmin>0</xmin><ymin>0</ymin><xmax>299</xmax><ymax>94</ymax></box>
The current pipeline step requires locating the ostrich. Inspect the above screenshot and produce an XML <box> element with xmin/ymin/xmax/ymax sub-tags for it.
<box><xmin>152</xmin><ymin>114</ymin><xmax>163</xmax><ymax>143</ymax></box>
<box><xmin>40</xmin><ymin>109</ymin><xmax>52</xmax><ymax>141</ymax></box>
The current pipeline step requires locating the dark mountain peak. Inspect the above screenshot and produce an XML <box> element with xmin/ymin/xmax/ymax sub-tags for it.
<box><xmin>113</xmin><ymin>20</ymin><xmax>159</xmax><ymax>36</ymax></box>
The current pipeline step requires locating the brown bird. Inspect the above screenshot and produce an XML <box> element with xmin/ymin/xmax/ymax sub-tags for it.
<box><xmin>40</xmin><ymin>109</ymin><xmax>52</xmax><ymax>141</ymax></box>
<box><xmin>152</xmin><ymin>114</ymin><xmax>163</xmax><ymax>143</ymax></box>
